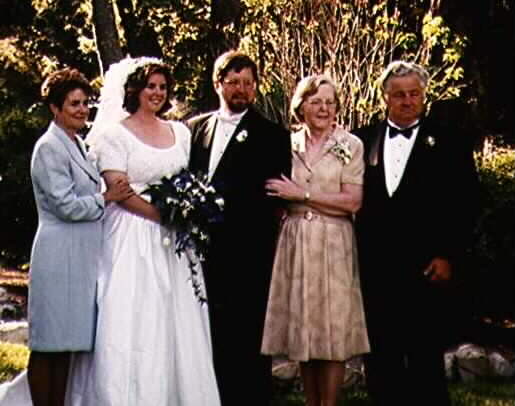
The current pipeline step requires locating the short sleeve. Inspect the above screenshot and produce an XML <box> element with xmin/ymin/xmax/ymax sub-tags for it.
<box><xmin>92</xmin><ymin>124</ymin><xmax>129</xmax><ymax>173</ymax></box>
<box><xmin>340</xmin><ymin>132</ymin><xmax>365</xmax><ymax>185</ymax></box>
<box><xmin>171</xmin><ymin>121</ymin><xmax>192</xmax><ymax>160</ymax></box>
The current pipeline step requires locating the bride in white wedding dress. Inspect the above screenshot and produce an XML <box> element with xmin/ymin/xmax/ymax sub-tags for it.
<box><xmin>0</xmin><ymin>57</ymin><xmax>220</xmax><ymax>406</ymax></box>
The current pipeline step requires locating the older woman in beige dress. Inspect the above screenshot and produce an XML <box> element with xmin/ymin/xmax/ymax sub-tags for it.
<box><xmin>261</xmin><ymin>75</ymin><xmax>370</xmax><ymax>406</ymax></box>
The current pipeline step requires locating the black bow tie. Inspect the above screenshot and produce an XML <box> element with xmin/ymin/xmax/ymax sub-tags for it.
<box><xmin>388</xmin><ymin>124</ymin><xmax>419</xmax><ymax>139</ymax></box>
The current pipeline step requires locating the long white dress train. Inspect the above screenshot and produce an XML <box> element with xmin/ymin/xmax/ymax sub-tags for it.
<box><xmin>0</xmin><ymin>371</ymin><xmax>31</xmax><ymax>405</ymax></box>
<box><xmin>0</xmin><ymin>121</ymin><xmax>220</xmax><ymax>406</ymax></box>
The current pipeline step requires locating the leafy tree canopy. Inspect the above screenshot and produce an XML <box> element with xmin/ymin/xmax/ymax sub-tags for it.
<box><xmin>0</xmin><ymin>0</ymin><xmax>512</xmax><ymax>270</ymax></box>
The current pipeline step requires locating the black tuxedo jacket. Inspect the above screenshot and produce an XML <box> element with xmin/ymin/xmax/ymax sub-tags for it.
<box><xmin>353</xmin><ymin>118</ymin><xmax>478</xmax><ymax>298</ymax></box>
<box><xmin>187</xmin><ymin>108</ymin><xmax>291</xmax><ymax>313</ymax></box>
<box><xmin>353</xmin><ymin>115</ymin><xmax>479</xmax><ymax>406</ymax></box>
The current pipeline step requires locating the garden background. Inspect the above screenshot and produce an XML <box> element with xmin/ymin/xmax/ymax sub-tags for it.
<box><xmin>0</xmin><ymin>0</ymin><xmax>513</xmax><ymax>404</ymax></box>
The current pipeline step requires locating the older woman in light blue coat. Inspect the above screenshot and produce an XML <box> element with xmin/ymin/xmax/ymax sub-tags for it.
<box><xmin>27</xmin><ymin>68</ymin><xmax>133</xmax><ymax>406</ymax></box>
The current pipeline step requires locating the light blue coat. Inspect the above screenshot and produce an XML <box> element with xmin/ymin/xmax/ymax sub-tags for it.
<box><xmin>29</xmin><ymin>121</ymin><xmax>105</xmax><ymax>351</ymax></box>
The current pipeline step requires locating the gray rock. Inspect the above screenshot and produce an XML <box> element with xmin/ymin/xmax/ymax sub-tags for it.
<box><xmin>445</xmin><ymin>343</ymin><xmax>515</xmax><ymax>382</ymax></box>
<box><xmin>0</xmin><ymin>321</ymin><xmax>28</xmax><ymax>345</ymax></box>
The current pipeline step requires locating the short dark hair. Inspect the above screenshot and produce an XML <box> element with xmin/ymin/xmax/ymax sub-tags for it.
<box><xmin>123</xmin><ymin>63</ymin><xmax>173</xmax><ymax>116</ymax></box>
<box><xmin>41</xmin><ymin>67</ymin><xmax>93</xmax><ymax>110</ymax></box>
<box><xmin>212</xmin><ymin>50</ymin><xmax>259</xmax><ymax>85</ymax></box>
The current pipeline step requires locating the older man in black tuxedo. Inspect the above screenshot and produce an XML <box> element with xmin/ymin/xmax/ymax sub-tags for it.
<box><xmin>187</xmin><ymin>50</ymin><xmax>291</xmax><ymax>406</ymax></box>
<box><xmin>353</xmin><ymin>61</ymin><xmax>478</xmax><ymax>406</ymax></box>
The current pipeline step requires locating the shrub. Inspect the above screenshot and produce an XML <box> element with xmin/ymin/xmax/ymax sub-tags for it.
<box><xmin>0</xmin><ymin>341</ymin><xmax>29</xmax><ymax>383</ymax></box>
<box><xmin>241</xmin><ymin>0</ymin><xmax>466</xmax><ymax>128</ymax></box>
<box><xmin>472</xmin><ymin>138</ymin><xmax>515</xmax><ymax>322</ymax></box>
<box><xmin>0</xmin><ymin>106</ymin><xmax>47</xmax><ymax>267</ymax></box>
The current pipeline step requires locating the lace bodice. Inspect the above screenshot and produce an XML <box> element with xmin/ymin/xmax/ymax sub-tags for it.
<box><xmin>91</xmin><ymin>121</ymin><xmax>191</xmax><ymax>195</ymax></box>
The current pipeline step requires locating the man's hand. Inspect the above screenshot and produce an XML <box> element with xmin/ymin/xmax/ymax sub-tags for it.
<box><xmin>423</xmin><ymin>257</ymin><xmax>452</xmax><ymax>282</ymax></box>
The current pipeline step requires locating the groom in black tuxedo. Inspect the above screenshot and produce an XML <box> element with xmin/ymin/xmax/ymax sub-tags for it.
<box><xmin>187</xmin><ymin>51</ymin><xmax>291</xmax><ymax>406</ymax></box>
<box><xmin>353</xmin><ymin>61</ymin><xmax>478</xmax><ymax>406</ymax></box>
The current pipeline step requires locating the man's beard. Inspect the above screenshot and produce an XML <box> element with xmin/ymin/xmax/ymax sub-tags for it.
<box><xmin>227</xmin><ymin>96</ymin><xmax>251</xmax><ymax>113</ymax></box>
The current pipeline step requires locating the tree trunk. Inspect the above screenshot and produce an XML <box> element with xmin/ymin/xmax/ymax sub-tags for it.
<box><xmin>440</xmin><ymin>0</ymin><xmax>513</xmax><ymax>141</ymax></box>
<box><xmin>91</xmin><ymin>0</ymin><xmax>123</xmax><ymax>75</ymax></box>
<box><xmin>116</xmin><ymin>0</ymin><xmax>163</xmax><ymax>58</ymax></box>
<box><xmin>198</xmin><ymin>0</ymin><xmax>244</xmax><ymax>111</ymax></box>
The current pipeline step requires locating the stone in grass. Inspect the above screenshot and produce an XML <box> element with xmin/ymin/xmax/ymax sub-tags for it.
<box><xmin>0</xmin><ymin>321</ymin><xmax>28</xmax><ymax>345</ymax></box>
<box><xmin>445</xmin><ymin>343</ymin><xmax>515</xmax><ymax>382</ymax></box>
<box><xmin>271</xmin><ymin>355</ymin><xmax>365</xmax><ymax>388</ymax></box>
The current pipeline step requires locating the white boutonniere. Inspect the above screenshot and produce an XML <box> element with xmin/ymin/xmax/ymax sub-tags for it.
<box><xmin>330</xmin><ymin>139</ymin><xmax>352</xmax><ymax>165</ymax></box>
<box><xmin>235</xmin><ymin>130</ymin><xmax>248</xmax><ymax>143</ymax></box>
<box><xmin>425</xmin><ymin>135</ymin><xmax>436</xmax><ymax>147</ymax></box>
<box><xmin>291</xmin><ymin>131</ymin><xmax>306</xmax><ymax>153</ymax></box>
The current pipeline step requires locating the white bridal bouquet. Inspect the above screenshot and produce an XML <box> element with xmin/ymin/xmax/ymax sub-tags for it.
<box><xmin>144</xmin><ymin>169</ymin><xmax>224</xmax><ymax>302</ymax></box>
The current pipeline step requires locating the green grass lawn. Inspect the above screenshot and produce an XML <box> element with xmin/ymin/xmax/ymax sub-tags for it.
<box><xmin>271</xmin><ymin>376</ymin><xmax>515</xmax><ymax>406</ymax></box>
<box><xmin>1</xmin><ymin>341</ymin><xmax>513</xmax><ymax>405</ymax></box>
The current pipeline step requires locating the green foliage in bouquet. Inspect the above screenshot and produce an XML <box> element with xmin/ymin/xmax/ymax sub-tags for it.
<box><xmin>144</xmin><ymin>168</ymin><xmax>224</xmax><ymax>302</ymax></box>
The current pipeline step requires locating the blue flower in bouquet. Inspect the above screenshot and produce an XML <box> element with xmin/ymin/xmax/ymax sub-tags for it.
<box><xmin>144</xmin><ymin>168</ymin><xmax>224</xmax><ymax>303</ymax></box>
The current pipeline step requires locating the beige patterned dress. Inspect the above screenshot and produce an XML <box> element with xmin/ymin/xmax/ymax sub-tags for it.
<box><xmin>261</xmin><ymin>127</ymin><xmax>370</xmax><ymax>362</ymax></box>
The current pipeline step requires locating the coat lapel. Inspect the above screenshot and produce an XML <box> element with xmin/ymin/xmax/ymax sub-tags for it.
<box><xmin>397</xmin><ymin>120</ymin><xmax>436</xmax><ymax>189</ymax></box>
<box><xmin>368</xmin><ymin>121</ymin><xmax>387</xmax><ymax>167</ymax></box>
<box><xmin>203</xmin><ymin>114</ymin><xmax>217</xmax><ymax>149</ymax></box>
<box><xmin>290</xmin><ymin>127</ymin><xmax>337</xmax><ymax>170</ymax></box>
<box><xmin>363</xmin><ymin>121</ymin><xmax>389</xmax><ymax>198</ymax></box>
<box><xmin>211</xmin><ymin>109</ymin><xmax>252</xmax><ymax>179</ymax></box>
<box><xmin>190</xmin><ymin>114</ymin><xmax>217</xmax><ymax>175</ymax></box>
<box><xmin>222</xmin><ymin>111</ymin><xmax>249</xmax><ymax>154</ymax></box>
<box><xmin>314</xmin><ymin>129</ymin><xmax>346</xmax><ymax>166</ymax></box>
<box><xmin>291</xmin><ymin>129</ymin><xmax>309</xmax><ymax>169</ymax></box>
<box><xmin>50</xmin><ymin>122</ymin><xmax>100</xmax><ymax>184</ymax></box>
<box><xmin>382</xmin><ymin>118</ymin><xmax>438</xmax><ymax>198</ymax></box>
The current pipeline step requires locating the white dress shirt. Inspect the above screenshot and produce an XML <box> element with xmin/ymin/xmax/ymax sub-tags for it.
<box><xmin>208</xmin><ymin>109</ymin><xmax>247</xmax><ymax>179</ymax></box>
<box><xmin>383</xmin><ymin>119</ymin><xmax>420</xmax><ymax>196</ymax></box>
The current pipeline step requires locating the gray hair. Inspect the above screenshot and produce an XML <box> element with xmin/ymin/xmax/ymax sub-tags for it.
<box><xmin>378</xmin><ymin>61</ymin><xmax>429</xmax><ymax>94</ymax></box>
<box><xmin>290</xmin><ymin>74</ymin><xmax>340</xmax><ymax>123</ymax></box>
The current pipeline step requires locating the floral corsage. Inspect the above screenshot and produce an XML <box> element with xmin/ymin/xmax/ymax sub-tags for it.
<box><xmin>235</xmin><ymin>129</ymin><xmax>248</xmax><ymax>143</ymax></box>
<box><xmin>329</xmin><ymin>139</ymin><xmax>352</xmax><ymax>165</ymax></box>
<box><xmin>425</xmin><ymin>135</ymin><xmax>436</xmax><ymax>147</ymax></box>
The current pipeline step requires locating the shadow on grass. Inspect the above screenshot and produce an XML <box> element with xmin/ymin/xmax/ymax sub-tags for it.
<box><xmin>1</xmin><ymin>343</ymin><xmax>514</xmax><ymax>405</ymax></box>
<box><xmin>450</xmin><ymin>380</ymin><xmax>515</xmax><ymax>406</ymax></box>
<box><xmin>271</xmin><ymin>377</ymin><xmax>515</xmax><ymax>406</ymax></box>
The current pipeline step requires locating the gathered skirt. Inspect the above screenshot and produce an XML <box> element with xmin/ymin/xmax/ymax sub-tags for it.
<box><xmin>0</xmin><ymin>205</ymin><xmax>221</xmax><ymax>406</ymax></box>
<box><xmin>262</xmin><ymin>212</ymin><xmax>370</xmax><ymax>361</ymax></box>
<box><xmin>67</xmin><ymin>205</ymin><xmax>220</xmax><ymax>405</ymax></box>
